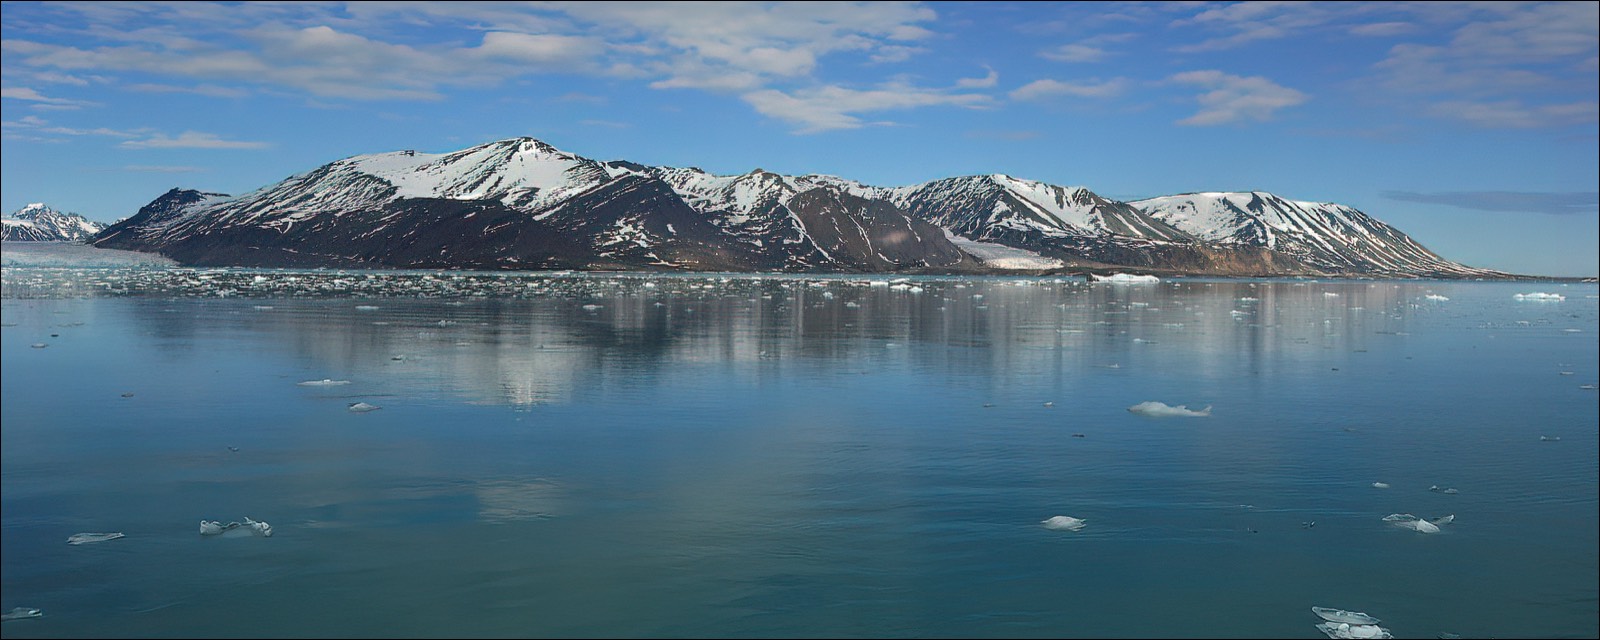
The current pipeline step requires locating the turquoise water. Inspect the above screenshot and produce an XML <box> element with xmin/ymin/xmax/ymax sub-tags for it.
<box><xmin>2</xmin><ymin>268</ymin><xmax>1596</xmax><ymax>638</ymax></box>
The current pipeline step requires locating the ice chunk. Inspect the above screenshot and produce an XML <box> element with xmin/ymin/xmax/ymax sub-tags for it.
<box><xmin>66</xmin><ymin>532</ymin><xmax>124</xmax><ymax>545</ymax></box>
<box><xmin>1090</xmin><ymin>273</ymin><xmax>1159</xmax><ymax>284</ymax></box>
<box><xmin>1540</xmin><ymin>435</ymin><xmax>1561</xmax><ymax>441</ymax></box>
<box><xmin>1371</xmin><ymin>482</ymin><xmax>1390</xmax><ymax>489</ymax></box>
<box><xmin>1312</xmin><ymin>607</ymin><xmax>1382</xmax><ymax>625</ymax></box>
<box><xmin>2</xmin><ymin>607</ymin><xmax>43</xmax><ymax>621</ymax></box>
<box><xmin>1127</xmin><ymin>401</ymin><xmax>1211</xmax><ymax>417</ymax></box>
<box><xmin>1383</xmin><ymin>513</ymin><xmax>1442</xmax><ymax>533</ymax></box>
<box><xmin>347</xmin><ymin>402</ymin><xmax>381</xmax><ymax>412</ymax></box>
<box><xmin>1513</xmin><ymin>292</ymin><xmax>1564</xmax><ymax>301</ymax></box>
<box><xmin>1430</xmin><ymin>514</ymin><xmax>1455</xmax><ymax>525</ymax></box>
<box><xmin>1041</xmin><ymin>515</ymin><xmax>1087</xmax><ymax>531</ymax></box>
<box><xmin>1315</xmin><ymin>622</ymin><xmax>1393</xmax><ymax>639</ymax></box>
<box><xmin>30</xmin><ymin>343</ymin><xmax>47</xmax><ymax>349</ymax></box>
<box><xmin>1424</xmin><ymin>294</ymin><xmax>1449</xmax><ymax>301</ymax></box>
<box><xmin>355</xmin><ymin>305</ymin><xmax>380</xmax><ymax>311</ymax></box>
<box><xmin>297</xmin><ymin>379</ymin><xmax>350</xmax><ymax>386</ymax></box>
<box><xmin>201</xmin><ymin>518</ymin><xmax>273</xmax><ymax>537</ymax></box>
<box><xmin>1428</xmin><ymin>485</ymin><xmax>1459</xmax><ymax>494</ymax></box>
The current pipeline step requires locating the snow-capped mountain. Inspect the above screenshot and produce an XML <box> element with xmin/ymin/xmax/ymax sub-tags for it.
<box><xmin>90</xmin><ymin>136</ymin><xmax>1494</xmax><ymax>277</ymax></box>
<box><xmin>2</xmin><ymin>203</ymin><xmax>103</xmax><ymax>242</ymax></box>
<box><xmin>1131</xmin><ymin>192</ymin><xmax>1498</xmax><ymax>277</ymax></box>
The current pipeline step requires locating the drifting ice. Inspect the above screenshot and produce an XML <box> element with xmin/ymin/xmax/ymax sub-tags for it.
<box><xmin>1371</xmin><ymin>482</ymin><xmax>1390</xmax><ymax>489</ymax></box>
<box><xmin>1513</xmin><ymin>292</ymin><xmax>1564</xmax><ymax>301</ymax></box>
<box><xmin>66</xmin><ymin>532</ymin><xmax>124</xmax><ymax>545</ymax></box>
<box><xmin>1383</xmin><ymin>513</ymin><xmax>1453</xmax><ymax>533</ymax></box>
<box><xmin>1127</xmin><ymin>401</ymin><xmax>1211</xmax><ymax>417</ymax></box>
<box><xmin>1312</xmin><ymin>607</ymin><xmax>1381</xmax><ymax>625</ymax></box>
<box><xmin>2</xmin><ymin>608</ymin><xmax>43</xmax><ymax>621</ymax></box>
<box><xmin>1041</xmin><ymin>515</ymin><xmax>1087</xmax><ymax>531</ymax></box>
<box><xmin>1090</xmin><ymin>273</ymin><xmax>1159</xmax><ymax>284</ymax></box>
<box><xmin>1315</xmin><ymin>622</ymin><xmax>1393</xmax><ymax>639</ymax></box>
<box><xmin>298</xmin><ymin>379</ymin><xmax>350</xmax><ymax>386</ymax></box>
<box><xmin>200</xmin><ymin>517</ymin><xmax>273</xmax><ymax>537</ymax></box>
<box><xmin>348</xmin><ymin>402</ymin><xmax>381</xmax><ymax>412</ymax></box>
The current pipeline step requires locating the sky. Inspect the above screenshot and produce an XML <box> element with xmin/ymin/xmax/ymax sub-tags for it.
<box><xmin>2</xmin><ymin>1</ymin><xmax>1596</xmax><ymax>276</ymax></box>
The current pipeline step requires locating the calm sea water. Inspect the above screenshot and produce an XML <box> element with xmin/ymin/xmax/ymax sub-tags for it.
<box><xmin>3</xmin><ymin>260</ymin><xmax>1596</xmax><ymax>638</ymax></box>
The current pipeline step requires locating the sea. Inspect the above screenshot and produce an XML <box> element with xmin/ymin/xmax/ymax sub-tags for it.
<box><xmin>3</xmin><ymin>242</ymin><xmax>1596</xmax><ymax>638</ymax></box>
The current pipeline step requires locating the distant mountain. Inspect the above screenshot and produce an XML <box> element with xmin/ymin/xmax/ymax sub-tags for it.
<box><xmin>90</xmin><ymin>137</ymin><xmax>1499</xmax><ymax>277</ymax></box>
<box><xmin>1130</xmin><ymin>192</ymin><xmax>1501</xmax><ymax>278</ymax></box>
<box><xmin>2</xmin><ymin>203</ymin><xmax>103</xmax><ymax>242</ymax></box>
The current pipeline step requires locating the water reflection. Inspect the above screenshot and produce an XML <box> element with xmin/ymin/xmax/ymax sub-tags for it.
<box><xmin>84</xmin><ymin>276</ymin><xmax>1432</xmax><ymax>408</ymax></box>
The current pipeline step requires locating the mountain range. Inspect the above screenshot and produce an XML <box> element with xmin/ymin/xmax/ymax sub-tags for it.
<box><xmin>2</xmin><ymin>203</ymin><xmax>104</xmax><ymax>242</ymax></box>
<box><xmin>88</xmin><ymin>137</ymin><xmax>1501</xmax><ymax>278</ymax></box>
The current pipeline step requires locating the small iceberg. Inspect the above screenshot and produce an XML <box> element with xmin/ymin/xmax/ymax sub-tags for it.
<box><xmin>347</xmin><ymin>402</ymin><xmax>381</xmax><ymax>413</ymax></box>
<box><xmin>1428</xmin><ymin>485</ymin><xmax>1459</xmax><ymax>494</ymax></box>
<box><xmin>1041</xmin><ymin>515</ymin><xmax>1087</xmax><ymax>531</ymax></box>
<box><xmin>1090</xmin><ymin>273</ymin><xmax>1159</xmax><ymax>284</ymax></box>
<box><xmin>66</xmin><ymin>532</ymin><xmax>124</xmax><ymax>545</ymax></box>
<box><xmin>1315</xmin><ymin>622</ymin><xmax>1393</xmax><ymax>639</ymax></box>
<box><xmin>1424</xmin><ymin>294</ymin><xmax>1449</xmax><ymax>301</ymax></box>
<box><xmin>297</xmin><ymin>379</ymin><xmax>350</xmax><ymax>386</ymax></box>
<box><xmin>1371</xmin><ymin>482</ymin><xmax>1390</xmax><ymax>489</ymax></box>
<box><xmin>1312</xmin><ymin>607</ymin><xmax>1381</xmax><ymax>626</ymax></box>
<box><xmin>1513</xmin><ymin>292</ymin><xmax>1564</xmax><ymax>301</ymax></box>
<box><xmin>2</xmin><ymin>608</ymin><xmax>43</xmax><ymax>622</ymax></box>
<box><xmin>354</xmin><ymin>305</ymin><xmax>379</xmax><ymax>311</ymax></box>
<box><xmin>1540</xmin><ymin>435</ymin><xmax>1561</xmax><ymax>441</ymax></box>
<box><xmin>1127</xmin><ymin>401</ymin><xmax>1211</xmax><ymax>417</ymax></box>
<box><xmin>200</xmin><ymin>517</ymin><xmax>273</xmax><ymax>537</ymax></box>
<box><xmin>1383</xmin><ymin>513</ymin><xmax>1453</xmax><ymax>533</ymax></box>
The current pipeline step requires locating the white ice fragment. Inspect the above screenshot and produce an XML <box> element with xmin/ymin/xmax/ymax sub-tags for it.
<box><xmin>1371</xmin><ymin>482</ymin><xmax>1390</xmax><ymax>489</ymax></box>
<box><xmin>1312</xmin><ymin>607</ymin><xmax>1382</xmax><ymax>625</ymax></box>
<box><xmin>1127</xmin><ymin>401</ymin><xmax>1211</xmax><ymax>417</ymax></box>
<box><xmin>1041</xmin><ymin>515</ymin><xmax>1087</xmax><ymax>531</ymax></box>
<box><xmin>1424</xmin><ymin>294</ymin><xmax>1449</xmax><ymax>301</ymax></box>
<box><xmin>297</xmin><ymin>379</ymin><xmax>350</xmax><ymax>386</ymax></box>
<box><xmin>1540</xmin><ymin>435</ymin><xmax>1561</xmax><ymax>441</ymax></box>
<box><xmin>201</xmin><ymin>518</ymin><xmax>273</xmax><ymax>537</ymax></box>
<box><xmin>1324</xmin><ymin>292</ymin><xmax>1339</xmax><ymax>297</ymax></box>
<box><xmin>581</xmin><ymin>304</ymin><xmax>602</xmax><ymax>311</ymax></box>
<box><xmin>30</xmin><ymin>343</ymin><xmax>47</xmax><ymax>349</ymax></box>
<box><xmin>1513</xmin><ymin>292</ymin><xmax>1564</xmax><ymax>301</ymax></box>
<box><xmin>1090</xmin><ymin>273</ymin><xmax>1159</xmax><ymax>284</ymax></box>
<box><xmin>348</xmin><ymin>402</ymin><xmax>381</xmax><ymax>413</ymax></box>
<box><xmin>355</xmin><ymin>305</ymin><xmax>380</xmax><ymax>311</ymax></box>
<box><xmin>1383</xmin><ymin>513</ymin><xmax>1440</xmax><ymax>533</ymax></box>
<box><xmin>66</xmin><ymin>532</ymin><xmax>124</xmax><ymax>545</ymax></box>
<box><xmin>2</xmin><ymin>607</ymin><xmax>43</xmax><ymax>621</ymax></box>
<box><xmin>1430</xmin><ymin>514</ymin><xmax>1455</xmax><ymax>525</ymax></box>
<box><xmin>1315</xmin><ymin>622</ymin><xmax>1393</xmax><ymax>639</ymax></box>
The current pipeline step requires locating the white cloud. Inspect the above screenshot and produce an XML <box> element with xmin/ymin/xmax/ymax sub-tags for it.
<box><xmin>1009</xmin><ymin>78</ymin><xmax>1127</xmax><ymax>101</ymax></box>
<box><xmin>0</xmin><ymin>86</ymin><xmax>96</xmax><ymax>107</ymax></box>
<box><xmin>1349</xmin><ymin>22</ymin><xmax>1416</xmax><ymax>37</ymax></box>
<box><xmin>1168</xmin><ymin>70</ymin><xmax>1308</xmax><ymax>126</ymax></box>
<box><xmin>1429</xmin><ymin>100</ymin><xmax>1599</xmax><ymax>128</ymax></box>
<box><xmin>120</xmin><ymin>131</ymin><xmax>271</xmax><ymax>149</ymax></box>
<box><xmin>955</xmin><ymin>67</ymin><xmax>999</xmax><ymax>89</ymax></box>
<box><xmin>126</xmin><ymin>83</ymin><xmax>249</xmax><ymax>98</ymax></box>
<box><xmin>742</xmin><ymin>82</ymin><xmax>994</xmax><ymax>134</ymax></box>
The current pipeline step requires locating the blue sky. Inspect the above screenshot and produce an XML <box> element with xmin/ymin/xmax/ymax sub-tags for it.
<box><xmin>2</xmin><ymin>1</ymin><xmax>1596</xmax><ymax>276</ymax></box>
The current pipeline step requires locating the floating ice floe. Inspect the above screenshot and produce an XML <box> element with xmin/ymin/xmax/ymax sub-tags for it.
<box><xmin>2</xmin><ymin>607</ymin><xmax>43</xmax><ymax>621</ymax></box>
<box><xmin>1424</xmin><ymin>294</ymin><xmax>1449</xmax><ymax>301</ymax></box>
<box><xmin>347</xmin><ymin>402</ymin><xmax>381</xmax><ymax>413</ymax></box>
<box><xmin>200</xmin><ymin>517</ymin><xmax>273</xmax><ymax>537</ymax></box>
<box><xmin>1090</xmin><ymin>273</ymin><xmax>1159</xmax><ymax>284</ymax></box>
<box><xmin>1315</xmin><ymin>622</ymin><xmax>1393</xmax><ymax>639</ymax></box>
<box><xmin>1513</xmin><ymin>292</ymin><xmax>1564</xmax><ymax>301</ymax></box>
<box><xmin>1312</xmin><ymin>607</ymin><xmax>1381</xmax><ymax>626</ymax></box>
<box><xmin>297</xmin><ymin>379</ymin><xmax>350</xmax><ymax>386</ymax></box>
<box><xmin>1371</xmin><ymin>482</ymin><xmax>1390</xmax><ymax>489</ymax></box>
<box><xmin>1540</xmin><ymin>436</ymin><xmax>1561</xmax><ymax>441</ymax></box>
<box><xmin>1041</xmin><ymin>515</ymin><xmax>1087</xmax><ymax>531</ymax></box>
<box><xmin>66</xmin><ymin>532</ymin><xmax>124</xmax><ymax>545</ymax></box>
<box><xmin>581</xmin><ymin>304</ymin><xmax>602</xmax><ymax>311</ymax></box>
<box><xmin>354</xmin><ymin>305</ymin><xmax>379</xmax><ymax>311</ymax></box>
<box><xmin>30</xmin><ymin>343</ymin><xmax>47</xmax><ymax>349</ymax></box>
<box><xmin>1127</xmin><ymin>401</ymin><xmax>1211</xmax><ymax>417</ymax></box>
<box><xmin>1383</xmin><ymin>513</ymin><xmax>1454</xmax><ymax>533</ymax></box>
<box><xmin>1428</xmin><ymin>485</ymin><xmax>1459</xmax><ymax>494</ymax></box>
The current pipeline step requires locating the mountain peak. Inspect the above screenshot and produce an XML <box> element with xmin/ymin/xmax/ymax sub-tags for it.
<box><xmin>3</xmin><ymin>202</ymin><xmax>104</xmax><ymax>242</ymax></box>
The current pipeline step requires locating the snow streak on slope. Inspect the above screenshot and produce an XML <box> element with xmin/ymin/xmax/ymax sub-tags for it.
<box><xmin>1131</xmin><ymin>192</ymin><xmax>1501</xmax><ymax>277</ymax></box>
